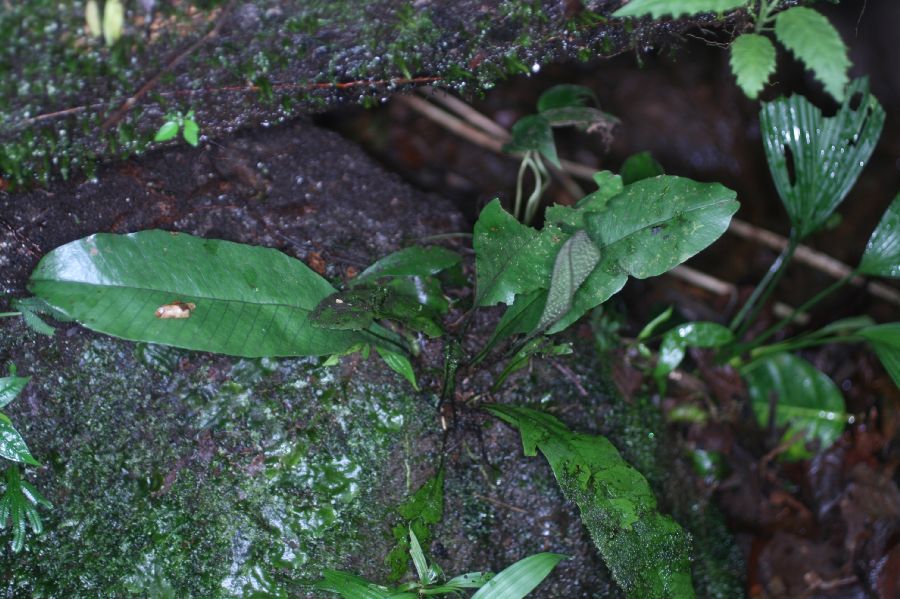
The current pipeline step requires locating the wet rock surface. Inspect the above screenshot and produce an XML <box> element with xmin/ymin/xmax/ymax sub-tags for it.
<box><xmin>0</xmin><ymin>120</ymin><xmax>739</xmax><ymax>596</ymax></box>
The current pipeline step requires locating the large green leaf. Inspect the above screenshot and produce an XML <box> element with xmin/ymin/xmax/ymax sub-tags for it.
<box><xmin>857</xmin><ymin>323</ymin><xmax>900</xmax><ymax>388</ymax></box>
<box><xmin>743</xmin><ymin>353</ymin><xmax>847</xmax><ymax>461</ymax></box>
<box><xmin>28</xmin><ymin>231</ymin><xmax>363</xmax><ymax>357</ymax></box>
<box><xmin>586</xmin><ymin>176</ymin><xmax>739</xmax><ymax>279</ymax></box>
<box><xmin>774</xmin><ymin>6</ymin><xmax>850</xmax><ymax>101</ymax></box>
<box><xmin>487</xmin><ymin>405</ymin><xmax>696</xmax><ymax>598</ymax></box>
<box><xmin>859</xmin><ymin>193</ymin><xmax>900</xmax><ymax>278</ymax></box>
<box><xmin>312</xmin><ymin>570</ymin><xmax>413</xmax><ymax>599</ymax></box>
<box><xmin>613</xmin><ymin>0</ymin><xmax>749</xmax><ymax>19</ymax></box>
<box><xmin>470</xmin><ymin>552</ymin><xmax>566</xmax><ymax>599</ymax></box>
<box><xmin>350</xmin><ymin>247</ymin><xmax>461</xmax><ymax>287</ymax></box>
<box><xmin>760</xmin><ymin>79</ymin><xmax>884</xmax><ymax>238</ymax></box>
<box><xmin>729</xmin><ymin>33</ymin><xmax>776</xmax><ymax>100</ymax></box>
<box><xmin>473</xmin><ymin>200</ymin><xmax>563</xmax><ymax>307</ymax></box>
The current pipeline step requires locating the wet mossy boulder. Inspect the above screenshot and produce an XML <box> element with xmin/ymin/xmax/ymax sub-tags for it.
<box><xmin>0</xmin><ymin>120</ymin><xmax>741</xmax><ymax>596</ymax></box>
<box><xmin>0</xmin><ymin>0</ymin><xmax>728</xmax><ymax>186</ymax></box>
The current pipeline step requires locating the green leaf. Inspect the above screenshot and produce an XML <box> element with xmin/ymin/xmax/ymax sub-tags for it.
<box><xmin>427</xmin><ymin>571</ymin><xmax>492</xmax><ymax>592</ymax></box>
<box><xmin>375</xmin><ymin>347</ymin><xmax>418</xmax><ymax>391</ymax></box>
<box><xmin>537</xmin><ymin>231</ymin><xmax>602</xmax><ymax>331</ymax></box>
<box><xmin>549</xmin><ymin>176</ymin><xmax>737</xmax><ymax>334</ymax></box>
<box><xmin>0</xmin><ymin>466</ymin><xmax>52</xmax><ymax>552</ymax></box>
<box><xmin>407</xmin><ymin>528</ymin><xmax>432</xmax><ymax>585</ymax></box>
<box><xmin>857</xmin><ymin>323</ymin><xmax>900</xmax><ymax>388</ymax></box>
<box><xmin>312</xmin><ymin>570</ymin><xmax>408</xmax><ymax>599</ymax></box>
<box><xmin>537</xmin><ymin>84</ymin><xmax>597</xmax><ymax>112</ymax></box>
<box><xmin>637</xmin><ymin>306</ymin><xmax>673</xmax><ymax>341</ymax></box>
<box><xmin>613</xmin><ymin>0</ymin><xmax>749</xmax><ymax>19</ymax></box>
<box><xmin>182</xmin><ymin>118</ymin><xmax>200</xmax><ymax>146</ymax></box>
<box><xmin>586</xmin><ymin>177</ymin><xmax>739</xmax><ymax>279</ymax></box>
<box><xmin>620</xmin><ymin>151</ymin><xmax>665</xmax><ymax>185</ymax></box>
<box><xmin>654</xmin><ymin>322</ymin><xmax>733</xmax><ymax>381</ymax></box>
<box><xmin>473</xmin><ymin>200</ymin><xmax>563</xmax><ymax>307</ymax></box>
<box><xmin>12</xmin><ymin>296</ymin><xmax>71</xmax><ymax>337</ymax></box>
<box><xmin>470</xmin><ymin>552</ymin><xmax>566</xmax><ymax>599</ymax></box>
<box><xmin>774</xmin><ymin>6</ymin><xmax>850</xmax><ymax>101</ymax></box>
<box><xmin>351</xmin><ymin>247</ymin><xmax>461</xmax><ymax>287</ymax></box>
<box><xmin>386</xmin><ymin>470</ymin><xmax>444</xmax><ymax>581</ymax></box>
<box><xmin>486</xmin><ymin>405</ymin><xmax>695</xmax><ymax>598</ymax></box>
<box><xmin>743</xmin><ymin>352</ymin><xmax>847</xmax><ymax>461</ymax></box>
<box><xmin>492</xmin><ymin>338</ymin><xmax>572</xmax><ymax>391</ymax></box>
<box><xmin>477</xmin><ymin>289</ymin><xmax>548</xmax><ymax>362</ymax></box>
<box><xmin>154</xmin><ymin>121</ymin><xmax>179</xmax><ymax>142</ymax></box>
<box><xmin>859</xmin><ymin>193</ymin><xmax>900</xmax><ymax>278</ymax></box>
<box><xmin>729</xmin><ymin>33</ymin><xmax>776</xmax><ymax>100</ymax></box>
<box><xmin>28</xmin><ymin>231</ymin><xmax>363</xmax><ymax>357</ymax></box>
<box><xmin>312</xmin><ymin>288</ymin><xmax>386</xmax><ymax>331</ymax></box>
<box><xmin>0</xmin><ymin>374</ymin><xmax>29</xmax><ymax>410</ymax></box>
<box><xmin>503</xmin><ymin>115</ymin><xmax>559</xmax><ymax>167</ymax></box>
<box><xmin>760</xmin><ymin>78</ymin><xmax>884</xmax><ymax>238</ymax></box>
<box><xmin>0</xmin><ymin>414</ymin><xmax>39</xmax><ymax>466</ymax></box>
<box><xmin>383</xmin><ymin>277</ymin><xmax>450</xmax><ymax>317</ymax></box>
<box><xmin>545</xmin><ymin>171</ymin><xmax>623</xmax><ymax>230</ymax></box>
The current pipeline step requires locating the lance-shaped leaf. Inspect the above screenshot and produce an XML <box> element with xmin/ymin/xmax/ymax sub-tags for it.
<box><xmin>613</xmin><ymin>0</ymin><xmax>749</xmax><ymax>19</ymax></box>
<box><xmin>28</xmin><ymin>231</ymin><xmax>363</xmax><ymax>357</ymax></box>
<box><xmin>537</xmin><ymin>231</ymin><xmax>602</xmax><ymax>331</ymax></box>
<box><xmin>470</xmin><ymin>552</ymin><xmax>566</xmax><ymax>599</ymax></box>
<box><xmin>0</xmin><ymin>466</ymin><xmax>52</xmax><ymax>553</ymax></box>
<box><xmin>859</xmin><ymin>193</ymin><xmax>900</xmax><ymax>278</ymax></box>
<box><xmin>487</xmin><ymin>405</ymin><xmax>696</xmax><ymax>598</ymax></box>
<box><xmin>350</xmin><ymin>247</ymin><xmax>461</xmax><ymax>287</ymax></box>
<box><xmin>478</xmin><ymin>289</ymin><xmax>547</xmax><ymax>361</ymax></box>
<box><xmin>729</xmin><ymin>33</ymin><xmax>776</xmax><ymax>100</ymax></box>
<box><xmin>473</xmin><ymin>200</ymin><xmax>563</xmax><ymax>307</ymax></box>
<box><xmin>774</xmin><ymin>6</ymin><xmax>850</xmax><ymax>101</ymax></box>
<box><xmin>743</xmin><ymin>352</ymin><xmax>847</xmax><ymax>461</ymax></box>
<box><xmin>857</xmin><ymin>323</ymin><xmax>900</xmax><ymax>388</ymax></box>
<box><xmin>312</xmin><ymin>570</ymin><xmax>413</xmax><ymax>599</ymax></box>
<box><xmin>0</xmin><ymin>374</ymin><xmax>29</xmax><ymax>410</ymax></box>
<box><xmin>760</xmin><ymin>78</ymin><xmax>884</xmax><ymax>238</ymax></box>
<box><xmin>375</xmin><ymin>347</ymin><xmax>419</xmax><ymax>391</ymax></box>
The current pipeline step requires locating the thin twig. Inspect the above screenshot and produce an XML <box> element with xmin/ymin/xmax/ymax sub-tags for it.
<box><xmin>472</xmin><ymin>493</ymin><xmax>528</xmax><ymax>514</ymax></box>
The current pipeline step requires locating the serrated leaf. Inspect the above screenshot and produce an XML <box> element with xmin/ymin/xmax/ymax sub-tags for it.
<box><xmin>0</xmin><ymin>375</ymin><xmax>29</xmax><ymax>410</ymax></box>
<box><xmin>469</xmin><ymin>553</ymin><xmax>565</xmax><ymax>599</ymax></box>
<box><xmin>613</xmin><ymin>0</ymin><xmax>749</xmax><ymax>19</ymax></box>
<box><xmin>486</xmin><ymin>405</ymin><xmax>695</xmax><ymax>598</ymax></box>
<box><xmin>473</xmin><ymin>200</ymin><xmax>563</xmax><ymax>307</ymax></box>
<box><xmin>760</xmin><ymin>78</ymin><xmax>884</xmax><ymax>238</ymax></box>
<box><xmin>620</xmin><ymin>151</ymin><xmax>665</xmax><ymax>185</ymax></box>
<box><xmin>654</xmin><ymin>322</ymin><xmax>733</xmax><ymax>382</ymax></box>
<box><xmin>351</xmin><ymin>247</ymin><xmax>461</xmax><ymax>287</ymax></box>
<box><xmin>503</xmin><ymin>115</ymin><xmax>559</xmax><ymax>167</ymax></box>
<box><xmin>28</xmin><ymin>231</ymin><xmax>364</xmax><ymax>357</ymax></box>
<box><xmin>859</xmin><ymin>193</ymin><xmax>900</xmax><ymax>278</ymax></box>
<box><xmin>857</xmin><ymin>323</ymin><xmax>900</xmax><ymax>388</ymax></box>
<box><xmin>0</xmin><ymin>467</ymin><xmax>51</xmax><ymax>553</ymax></box>
<box><xmin>729</xmin><ymin>33</ymin><xmax>776</xmax><ymax>100</ymax></box>
<box><xmin>154</xmin><ymin>121</ymin><xmax>179</xmax><ymax>142</ymax></box>
<box><xmin>537</xmin><ymin>231</ymin><xmax>602</xmax><ymax>331</ymax></box>
<box><xmin>375</xmin><ymin>347</ymin><xmax>418</xmax><ymax>391</ymax></box>
<box><xmin>743</xmin><ymin>352</ymin><xmax>847</xmax><ymax>461</ymax></box>
<box><xmin>537</xmin><ymin>84</ymin><xmax>597</xmax><ymax>112</ymax></box>
<box><xmin>182</xmin><ymin>118</ymin><xmax>200</xmax><ymax>146</ymax></box>
<box><xmin>775</xmin><ymin>6</ymin><xmax>850</xmax><ymax>101</ymax></box>
<box><xmin>0</xmin><ymin>414</ymin><xmax>39</xmax><ymax>466</ymax></box>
